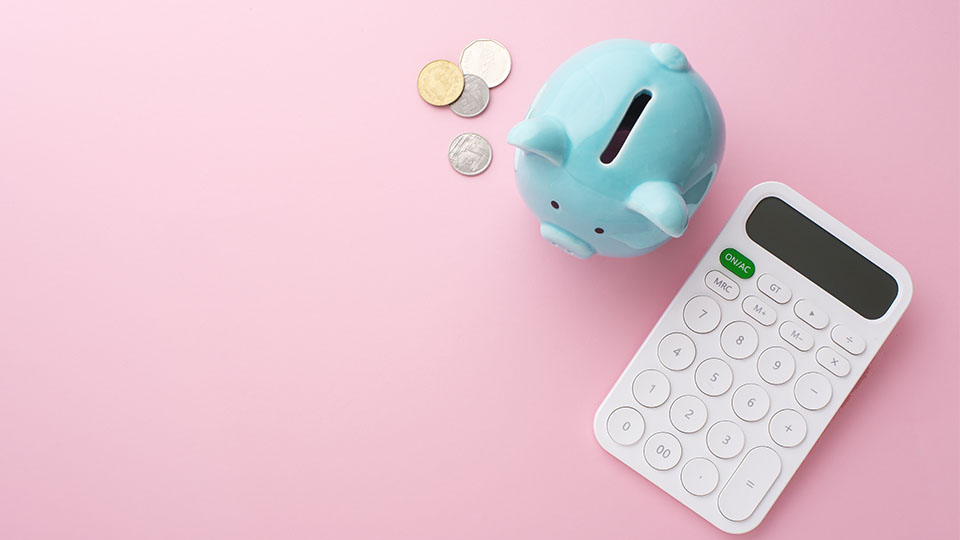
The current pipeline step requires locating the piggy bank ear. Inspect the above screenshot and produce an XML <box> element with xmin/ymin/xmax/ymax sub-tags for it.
<box><xmin>626</xmin><ymin>181</ymin><xmax>689</xmax><ymax>238</ymax></box>
<box><xmin>507</xmin><ymin>117</ymin><xmax>568</xmax><ymax>166</ymax></box>
<box><xmin>651</xmin><ymin>43</ymin><xmax>689</xmax><ymax>72</ymax></box>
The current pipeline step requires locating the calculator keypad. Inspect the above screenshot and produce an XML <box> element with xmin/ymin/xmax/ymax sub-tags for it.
<box><xmin>694</xmin><ymin>358</ymin><xmax>733</xmax><ymax>396</ymax></box>
<box><xmin>794</xmin><ymin>372</ymin><xmax>833</xmax><ymax>411</ymax></box>
<box><xmin>831</xmin><ymin>325</ymin><xmax>866</xmax><ymax>355</ymax></box>
<box><xmin>707</xmin><ymin>421</ymin><xmax>745</xmax><ymax>459</ymax></box>
<box><xmin>683</xmin><ymin>295</ymin><xmax>722</xmax><ymax>334</ymax></box>
<box><xmin>742</xmin><ymin>295</ymin><xmax>776</xmax><ymax>326</ymax></box>
<box><xmin>632</xmin><ymin>369</ymin><xmax>670</xmax><ymax>408</ymax></box>
<box><xmin>816</xmin><ymin>346</ymin><xmax>851</xmax><ymax>377</ymax></box>
<box><xmin>601</xmin><ymin>264</ymin><xmax>878</xmax><ymax>529</ymax></box>
<box><xmin>795</xmin><ymin>299</ymin><xmax>829</xmax><ymax>329</ymax></box>
<box><xmin>757</xmin><ymin>273</ymin><xmax>791</xmax><ymax>304</ymax></box>
<box><xmin>681</xmin><ymin>458</ymin><xmax>720</xmax><ymax>496</ymax></box>
<box><xmin>732</xmin><ymin>383</ymin><xmax>770</xmax><ymax>422</ymax></box>
<box><xmin>658</xmin><ymin>332</ymin><xmax>696</xmax><ymax>371</ymax></box>
<box><xmin>705</xmin><ymin>270</ymin><xmax>740</xmax><ymax>300</ymax></box>
<box><xmin>768</xmin><ymin>409</ymin><xmax>807</xmax><ymax>448</ymax></box>
<box><xmin>778</xmin><ymin>320</ymin><xmax>813</xmax><ymax>351</ymax></box>
<box><xmin>720</xmin><ymin>321</ymin><xmax>759</xmax><ymax>359</ymax></box>
<box><xmin>756</xmin><ymin>346</ymin><xmax>795</xmax><ymax>385</ymax></box>
<box><xmin>669</xmin><ymin>395</ymin><xmax>709</xmax><ymax>433</ymax></box>
<box><xmin>717</xmin><ymin>446</ymin><xmax>781</xmax><ymax>522</ymax></box>
<box><xmin>607</xmin><ymin>407</ymin><xmax>645</xmax><ymax>445</ymax></box>
<box><xmin>644</xmin><ymin>432</ymin><xmax>682</xmax><ymax>470</ymax></box>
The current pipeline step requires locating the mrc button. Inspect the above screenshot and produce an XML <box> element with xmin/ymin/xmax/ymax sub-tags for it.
<box><xmin>720</xmin><ymin>248</ymin><xmax>755</xmax><ymax>279</ymax></box>
<box><xmin>705</xmin><ymin>270</ymin><xmax>740</xmax><ymax>300</ymax></box>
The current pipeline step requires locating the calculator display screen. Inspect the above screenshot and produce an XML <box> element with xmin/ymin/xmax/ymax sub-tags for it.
<box><xmin>745</xmin><ymin>197</ymin><xmax>898</xmax><ymax>320</ymax></box>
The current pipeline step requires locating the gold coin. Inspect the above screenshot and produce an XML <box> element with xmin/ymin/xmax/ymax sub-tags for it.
<box><xmin>417</xmin><ymin>60</ymin><xmax>464</xmax><ymax>106</ymax></box>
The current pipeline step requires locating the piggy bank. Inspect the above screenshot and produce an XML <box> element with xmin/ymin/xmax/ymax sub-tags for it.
<box><xmin>507</xmin><ymin>39</ymin><xmax>725</xmax><ymax>258</ymax></box>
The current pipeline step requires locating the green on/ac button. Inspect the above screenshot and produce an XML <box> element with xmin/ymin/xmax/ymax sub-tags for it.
<box><xmin>720</xmin><ymin>248</ymin><xmax>755</xmax><ymax>279</ymax></box>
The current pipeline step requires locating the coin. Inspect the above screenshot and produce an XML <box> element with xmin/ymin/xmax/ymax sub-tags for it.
<box><xmin>449</xmin><ymin>74</ymin><xmax>490</xmax><ymax>118</ymax></box>
<box><xmin>417</xmin><ymin>59</ymin><xmax>465</xmax><ymax>106</ymax></box>
<box><xmin>459</xmin><ymin>39</ymin><xmax>511</xmax><ymax>88</ymax></box>
<box><xmin>448</xmin><ymin>133</ymin><xmax>492</xmax><ymax>176</ymax></box>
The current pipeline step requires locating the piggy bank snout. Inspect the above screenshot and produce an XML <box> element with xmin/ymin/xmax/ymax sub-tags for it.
<box><xmin>540</xmin><ymin>223</ymin><xmax>595</xmax><ymax>259</ymax></box>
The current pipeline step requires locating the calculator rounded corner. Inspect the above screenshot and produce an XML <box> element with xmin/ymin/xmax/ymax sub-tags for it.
<box><xmin>718</xmin><ymin>516</ymin><xmax>765</xmax><ymax>535</ymax></box>
<box><xmin>742</xmin><ymin>181</ymin><xmax>793</xmax><ymax>202</ymax></box>
<box><xmin>889</xmin><ymin>261</ymin><xmax>914</xmax><ymax>315</ymax></box>
<box><xmin>866</xmin><ymin>248</ymin><xmax>913</xmax><ymax>321</ymax></box>
<box><xmin>592</xmin><ymin>405</ymin><xmax>614</xmax><ymax>452</ymax></box>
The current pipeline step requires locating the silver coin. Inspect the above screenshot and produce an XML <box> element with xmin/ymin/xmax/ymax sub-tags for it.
<box><xmin>449</xmin><ymin>74</ymin><xmax>490</xmax><ymax>118</ymax></box>
<box><xmin>459</xmin><ymin>39</ymin><xmax>511</xmax><ymax>88</ymax></box>
<box><xmin>448</xmin><ymin>133</ymin><xmax>492</xmax><ymax>176</ymax></box>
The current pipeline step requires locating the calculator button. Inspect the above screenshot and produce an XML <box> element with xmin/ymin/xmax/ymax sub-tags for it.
<box><xmin>768</xmin><ymin>409</ymin><xmax>807</xmax><ymax>448</ymax></box>
<box><xmin>643</xmin><ymin>432</ymin><xmax>682</xmax><ymax>471</ymax></box>
<box><xmin>606</xmin><ymin>407</ymin><xmax>645</xmax><ymax>446</ymax></box>
<box><xmin>742</xmin><ymin>295</ymin><xmax>777</xmax><ymax>326</ymax></box>
<box><xmin>718</xmin><ymin>446</ymin><xmax>782</xmax><ymax>522</ymax></box>
<box><xmin>683</xmin><ymin>295</ymin><xmax>722</xmax><ymax>334</ymax></box>
<box><xmin>757</xmin><ymin>273</ymin><xmax>791</xmax><ymax>304</ymax></box>
<box><xmin>681</xmin><ymin>458</ymin><xmax>720</xmax><ymax>496</ymax></box>
<box><xmin>732</xmin><ymin>383</ymin><xmax>770</xmax><ymax>422</ymax></box>
<box><xmin>632</xmin><ymin>369</ymin><xmax>671</xmax><ymax>408</ymax></box>
<box><xmin>707</xmin><ymin>420</ymin><xmax>746</xmax><ymax>459</ymax></box>
<box><xmin>669</xmin><ymin>395</ymin><xmax>708</xmax><ymax>434</ymax></box>
<box><xmin>816</xmin><ymin>346</ymin><xmax>851</xmax><ymax>377</ymax></box>
<box><xmin>720</xmin><ymin>321</ymin><xmax>759</xmax><ymax>359</ymax></box>
<box><xmin>695</xmin><ymin>358</ymin><xmax>734</xmax><ymax>397</ymax></box>
<box><xmin>795</xmin><ymin>299</ymin><xmax>829</xmax><ymax>330</ymax></box>
<box><xmin>705</xmin><ymin>270</ymin><xmax>740</xmax><ymax>301</ymax></box>
<box><xmin>779</xmin><ymin>321</ymin><xmax>813</xmax><ymax>352</ymax></box>
<box><xmin>794</xmin><ymin>372</ymin><xmax>833</xmax><ymax>411</ymax></box>
<box><xmin>756</xmin><ymin>346</ymin><xmax>796</xmax><ymax>385</ymax></box>
<box><xmin>658</xmin><ymin>332</ymin><xmax>696</xmax><ymax>371</ymax></box>
<box><xmin>831</xmin><ymin>325</ymin><xmax>866</xmax><ymax>355</ymax></box>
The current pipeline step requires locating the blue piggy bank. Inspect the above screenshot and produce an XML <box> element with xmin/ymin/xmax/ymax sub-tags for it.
<box><xmin>507</xmin><ymin>39</ymin><xmax>725</xmax><ymax>258</ymax></box>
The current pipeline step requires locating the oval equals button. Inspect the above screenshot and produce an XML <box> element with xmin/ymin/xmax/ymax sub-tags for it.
<box><xmin>718</xmin><ymin>446</ymin><xmax>782</xmax><ymax>522</ymax></box>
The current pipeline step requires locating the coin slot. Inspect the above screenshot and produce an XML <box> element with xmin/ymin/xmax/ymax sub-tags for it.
<box><xmin>600</xmin><ymin>91</ymin><xmax>652</xmax><ymax>164</ymax></box>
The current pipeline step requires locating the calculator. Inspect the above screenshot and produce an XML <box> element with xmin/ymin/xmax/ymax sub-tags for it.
<box><xmin>593</xmin><ymin>182</ymin><xmax>912</xmax><ymax>534</ymax></box>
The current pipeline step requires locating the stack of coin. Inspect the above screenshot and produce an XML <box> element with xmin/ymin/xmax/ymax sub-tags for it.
<box><xmin>417</xmin><ymin>39</ymin><xmax>512</xmax><ymax>176</ymax></box>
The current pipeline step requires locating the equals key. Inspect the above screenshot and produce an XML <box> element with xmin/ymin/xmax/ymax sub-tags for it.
<box><xmin>718</xmin><ymin>447</ymin><xmax>782</xmax><ymax>522</ymax></box>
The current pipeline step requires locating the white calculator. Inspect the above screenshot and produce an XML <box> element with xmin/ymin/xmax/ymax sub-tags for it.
<box><xmin>593</xmin><ymin>182</ymin><xmax>912</xmax><ymax>534</ymax></box>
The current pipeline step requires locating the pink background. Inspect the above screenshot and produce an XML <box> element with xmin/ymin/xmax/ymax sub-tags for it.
<box><xmin>1</xmin><ymin>0</ymin><xmax>958</xmax><ymax>538</ymax></box>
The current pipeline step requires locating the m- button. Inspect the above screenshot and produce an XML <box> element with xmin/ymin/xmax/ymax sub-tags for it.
<box><xmin>705</xmin><ymin>270</ymin><xmax>740</xmax><ymax>301</ymax></box>
<box><xmin>779</xmin><ymin>321</ymin><xmax>813</xmax><ymax>352</ymax></box>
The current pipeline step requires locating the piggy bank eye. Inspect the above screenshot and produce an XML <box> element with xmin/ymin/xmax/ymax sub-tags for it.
<box><xmin>550</xmin><ymin>200</ymin><xmax>560</xmax><ymax>209</ymax></box>
<box><xmin>594</xmin><ymin>227</ymin><xmax>605</xmax><ymax>234</ymax></box>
